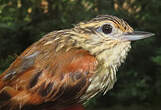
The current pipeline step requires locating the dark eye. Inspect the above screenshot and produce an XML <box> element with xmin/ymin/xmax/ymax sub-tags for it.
<box><xmin>102</xmin><ymin>24</ymin><xmax>112</xmax><ymax>34</ymax></box>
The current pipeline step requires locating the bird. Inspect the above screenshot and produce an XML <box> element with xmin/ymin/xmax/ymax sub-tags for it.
<box><xmin>0</xmin><ymin>15</ymin><xmax>154</xmax><ymax>110</ymax></box>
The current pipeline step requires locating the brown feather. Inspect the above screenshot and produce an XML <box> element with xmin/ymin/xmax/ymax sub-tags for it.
<box><xmin>0</xmin><ymin>38</ymin><xmax>97</xmax><ymax>109</ymax></box>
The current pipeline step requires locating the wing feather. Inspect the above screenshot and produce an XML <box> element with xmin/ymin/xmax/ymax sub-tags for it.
<box><xmin>0</xmin><ymin>37</ymin><xmax>97</xmax><ymax>110</ymax></box>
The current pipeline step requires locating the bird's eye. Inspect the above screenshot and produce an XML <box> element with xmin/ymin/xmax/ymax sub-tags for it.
<box><xmin>102</xmin><ymin>24</ymin><xmax>112</xmax><ymax>34</ymax></box>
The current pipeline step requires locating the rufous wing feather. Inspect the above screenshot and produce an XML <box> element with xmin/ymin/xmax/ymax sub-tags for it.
<box><xmin>0</xmin><ymin>37</ymin><xmax>98</xmax><ymax>110</ymax></box>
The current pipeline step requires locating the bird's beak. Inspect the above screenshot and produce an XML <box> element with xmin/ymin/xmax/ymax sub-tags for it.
<box><xmin>122</xmin><ymin>31</ymin><xmax>155</xmax><ymax>41</ymax></box>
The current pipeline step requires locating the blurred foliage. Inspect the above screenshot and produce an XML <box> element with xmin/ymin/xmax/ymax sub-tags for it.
<box><xmin>0</xmin><ymin>0</ymin><xmax>161</xmax><ymax>109</ymax></box>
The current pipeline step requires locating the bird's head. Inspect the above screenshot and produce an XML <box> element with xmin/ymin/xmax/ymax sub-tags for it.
<box><xmin>71</xmin><ymin>15</ymin><xmax>155</xmax><ymax>70</ymax></box>
<box><xmin>73</xmin><ymin>15</ymin><xmax>154</xmax><ymax>55</ymax></box>
<box><xmin>74</xmin><ymin>15</ymin><xmax>154</xmax><ymax>42</ymax></box>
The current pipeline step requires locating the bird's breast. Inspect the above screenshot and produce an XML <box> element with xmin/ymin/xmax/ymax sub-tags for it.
<box><xmin>80</xmin><ymin>41</ymin><xmax>131</xmax><ymax>101</ymax></box>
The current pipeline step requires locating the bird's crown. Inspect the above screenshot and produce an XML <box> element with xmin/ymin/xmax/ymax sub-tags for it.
<box><xmin>79</xmin><ymin>15</ymin><xmax>133</xmax><ymax>32</ymax></box>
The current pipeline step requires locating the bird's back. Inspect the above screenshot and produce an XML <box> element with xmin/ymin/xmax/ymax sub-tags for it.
<box><xmin>0</xmin><ymin>30</ymin><xmax>98</xmax><ymax>110</ymax></box>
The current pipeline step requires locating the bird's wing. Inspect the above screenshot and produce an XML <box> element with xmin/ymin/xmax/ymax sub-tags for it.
<box><xmin>0</xmin><ymin>35</ymin><xmax>98</xmax><ymax>110</ymax></box>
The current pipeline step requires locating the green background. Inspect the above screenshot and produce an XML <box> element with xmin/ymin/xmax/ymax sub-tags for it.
<box><xmin>0</xmin><ymin>0</ymin><xmax>161</xmax><ymax>110</ymax></box>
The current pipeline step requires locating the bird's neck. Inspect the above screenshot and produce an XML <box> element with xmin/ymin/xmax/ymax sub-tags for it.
<box><xmin>95</xmin><ymin>41</ymin><xmax>131</xmax><ymax>92</ymax></box>
<box><xmin>80</xmin><ymin>41</ymin><xmax>131</xmax><ymax>101</ymax></box>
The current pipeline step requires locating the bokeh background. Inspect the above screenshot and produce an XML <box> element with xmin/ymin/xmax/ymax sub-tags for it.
<box><xmin>0</xmin><ymin>0</ymin><xmax>161</xmax><ymax>110</ymax></box>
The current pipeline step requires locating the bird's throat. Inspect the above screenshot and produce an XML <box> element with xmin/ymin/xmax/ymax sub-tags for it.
<box><xmin>81</xmin><ymin>41</ymin><xmax>131</xmax><ymax>101</ymax></box>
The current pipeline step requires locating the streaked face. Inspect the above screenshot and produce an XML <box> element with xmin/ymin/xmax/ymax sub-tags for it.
<box><xmin>77</xmin><ymin>15</ymin><xmax>154</xmax><ymax>42</ymax></box>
